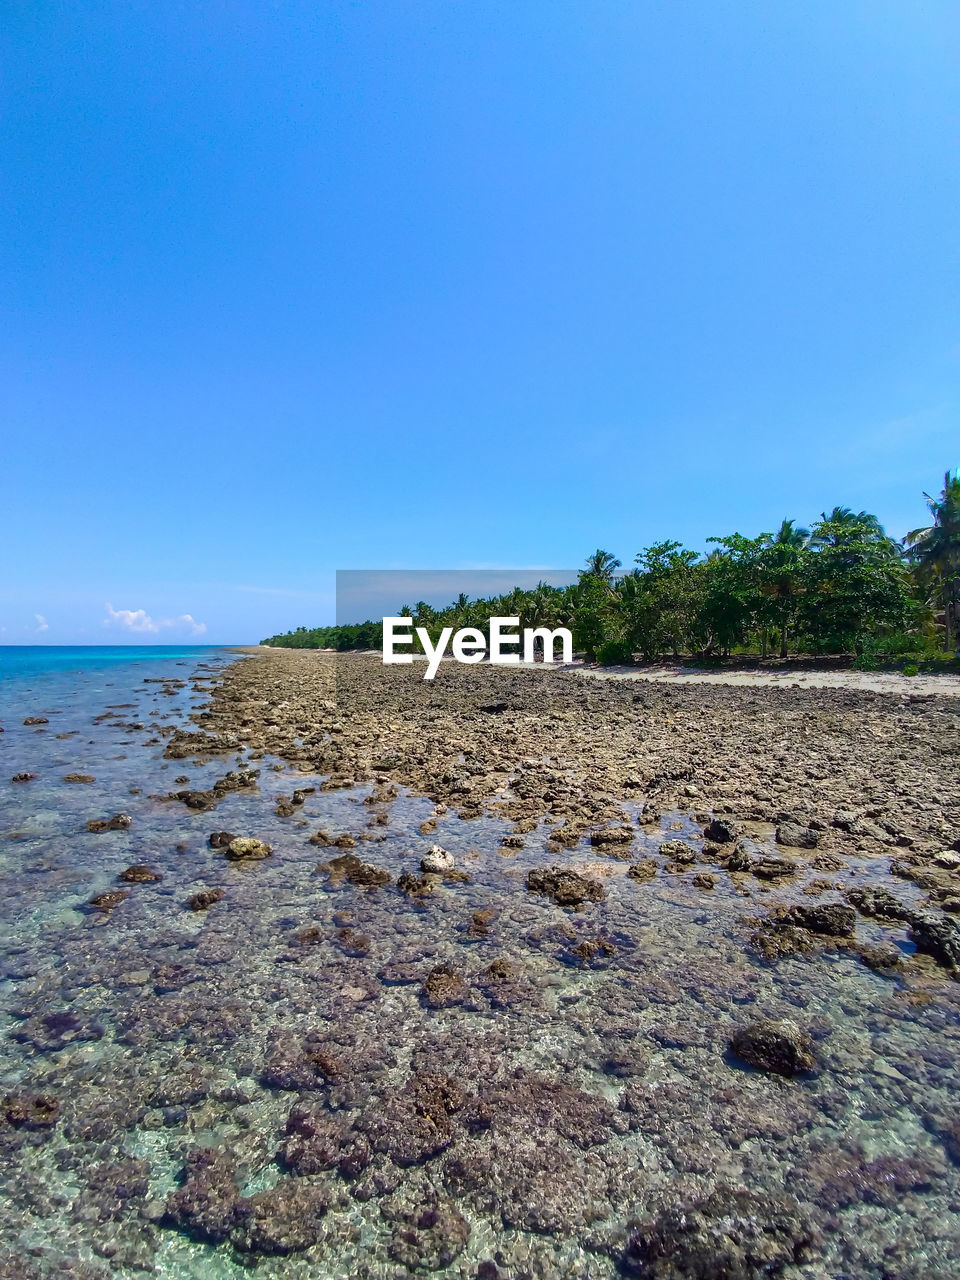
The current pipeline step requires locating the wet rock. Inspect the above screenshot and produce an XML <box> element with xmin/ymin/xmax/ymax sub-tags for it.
<box><xmin>846</xmin><ymin>885</ymin><xmax>915</xmax><ymax>922</ymax></box>
<box><xmin>87</xmin><ymin>813</ymin><xmax>132</xmax><ymax>832</ymax></box>
<box><xmin>12</xmin><ymin>1009</ymin><xmax>104</xmax><ymax>1053</ymax></box>
<box><xmin>591</xmin><ymin>825</ymin><xmax>634</xmax><ymax>850</ymax></box>
<box><xmin>421</xmin><ymin>845</ymin><xmax>454</xmax><ymax>873</ymax></box>
<box><xmin>622</xmin><ymin>1186</ymin><xmax>816</xmax><ymax>1277</ymax></box>
<box><xmin>117</xmin><ymin>864</ymin><xmax>163</xmax><ymax>883</ymax></box>
<box><xmin>319</xmin><ymin>852</ymin><xmax>391</xmax><ymax>887</ymax></box>
<box><xmin>526</xmin><ymin>866</ymin><xmax>605</xmax><ymax>908</ymax></box>
<box><xmin>703</xmin><ymin>817</ymin><xmax>738</xmax><ymax>843</ymax></box>
<box><xmin>23</xmin><ymin>716</ymin><xmax>49</xmax><ymax>725</ymax></box>
<box><xmin>729</xmin><ymin>1018</ymin><xmax>817</xmax><ymax>1076</ymax></box>
<box><xmin>88</xmin><ymin>889</ymin><xmax>130</xmax><ymax>911</ymax></box>
<box><xmin>11</xmin><ymin>772</ymin><xmax>37</xmax><ymax>782</ymax></box>
<box><xmin>751</xmin><ymin>855</ymin><xmax>801</xmax><ymax>880</ymax></box>
<box><xmin>775</xmin><ymin>822</ymin><xmax>820</xmax><ymax>849</ymax></box>
<box><xmin>422</xmin><ymin>964</ymin><xmax>470</xmax><ymax>1008</ymax></box>
<box><xmin>780</xmin><ymin>903</ymin><xmax>856</xmax><ymax>936</ymax></box>
<box><xmin>909</xmin><ymin>914</ymin><xmax>960</xmax><ymax>976</ymax></box>
<box><xmin>188</xmin><ymin>888</ymin><xmax>224</xmax><ymax>911</ymax></box>
<box><xmin>470</xmin><ymin>1069</ymin><xmax>614</xmax><ymax>1150</ymax></box>
<box><xmin>787</xmin><ymin>1148</ymin><xmax>939</xmax><ymax>1210</ymax></box>
<box><xmin>659</xmin><ymin>840</ymin><xmax>698</xmax><ymax>863</ymax></box>
<box><xmin>384</xmin><ymin>1193</ymin><xmax>470</xmax><ymax>1270</ymax></box>
<box><xmin>75</xmin><ymin>1157</ymin><xmax>151</xmax><ymax>1223</ymax></box>
<box><xmin>208</xmin><ymin>831</ymin><xmax>238</xmax><ymax>848</ymax></box>
<box><xmin>853</xmin><ymin>943</ymin><xmax>904</xmax><ymax>973</ymax></box>
<box><xmin>230</xmin><ymin>1181</ymin><xmax>330</xmax><ymax>1255</ymax></box>
<box><xmin>278</xmin><ymin>1104</ymin><xmax>362</xmax><ymax>1175</ymax></box>
<box><xmin>261</xmin><ymin>1032</ymin><xmax>347</xmax><ymax>1091</ymax></box>
<box><xmin>467</xmin><ymin>907</ymin><xmax>497</xmax><ymax>938</ymax></box>
<box><xmin>224</xmin><ymin>836</ymin><xmax>273</xmax><ymax>861</ymax></box>
<box><xmin>398</xmin><ymin>872</ymin><xmax>433</xmax><ymax>897</ymax></box>
<box><xmin>692</xmin><ymin>871</ymin><xmax>715</xmax><ymax>890</ymax></box>
<box><xmin>164</xmin><ymin>1147</ymin><xmax>240</xmax><ymax>1243</ymax></box>
<box><xmin>358</xmin><ymin>1072</ymin><xmax>465</xmax><ymax>1166</ymax></box>
<box><xmin>628</xmin><ymin>859</ymin><xmax>657</xmax><ymax>882</ymax></box>
<box><xmin>2</xmin><ymin>1092</ymin><xmax>60</xmax><ymax>1129</ymax></box>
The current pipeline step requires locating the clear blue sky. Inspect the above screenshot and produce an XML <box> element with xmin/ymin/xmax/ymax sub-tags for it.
<box><xmin>2</xmin><ymin>1</ymin><xmax>957</xmax><ymax>643</ymax></box>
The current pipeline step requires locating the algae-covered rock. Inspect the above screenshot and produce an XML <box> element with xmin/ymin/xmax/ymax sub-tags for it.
<box><xmin>225</xmin><ymin>837</ymin><xmax>273</xmax><ymax>861</ymax></box>
<box><xmin>729</xmin><ymin>1018</ymin><xmax>817</xmax><ymax>1076</ymax></box>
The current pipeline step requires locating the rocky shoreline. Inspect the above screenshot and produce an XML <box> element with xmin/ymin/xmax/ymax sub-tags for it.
<box><xmin>3</xmin><ymin>647</ymin><xmax>960</xmax><ymax>1279</ymax></box>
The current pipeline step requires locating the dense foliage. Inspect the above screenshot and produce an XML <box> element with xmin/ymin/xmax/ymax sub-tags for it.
<box><xmin>261</xmin><ymin>473</ymin><xmax>960</xmax><ymax>668</ymax></box>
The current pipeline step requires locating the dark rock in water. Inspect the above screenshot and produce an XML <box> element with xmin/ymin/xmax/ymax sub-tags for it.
<box><xmin>591</xmin><ymin>825</ymin><xmax>634</xmax><ymax>849</ymax></box>
<box><xmin>2</xmin><ymin>1092</ymin><xmax>60</xmax><ymax>1130</ymax></box>
<box><xmin>775</xmin><ymin>822</ymin><xmax>820</xmax><ymax>849</ymax></box>
<box><xmin>628</xmin><ymin>860</ymin><xmax>657</xmax><ymax>882</ymax></box>
<box><xmin>208</xmin><ymin>831</ymin><xmax>238</xmax><ymax>849</ymax></box>
<box><xmin>692</xmin><ymin>872</ymin><xmax>715</xmax><ymax>890</ymax></box>
<box><xmin>357</xmin><ymin>1071</ymin><xmax>465</xmax><ymax>1166</ymax></box>
<box><xmin>62</xmin><ymin>773</ymin><xmax>95</xmax><ymax>783</ymax></box>
<box><xmin>752</xmin><ymin>856</ymin><xmax>801</xmax><ymax>880</ymax></box>
<box><xmin>278</xmin><ymin>1103</ymin><xmax>363</xmax><ymax>1176</ymax></box>
<box><xmin>846</xmin><ymin>885</ymin><xmax>915</xmax><ymax>922</ymax></box>
<box><xmin>230</xmin><ymin>1181</ymin><xmax>331</xmax><ymax>1255</ymax></box>
<box><xmin>854</xmin><ymin>943</ymin><xmax>904</xmax><ymax>973</ymax></box>
<box><xmin>11</xmin><ymin>772</ymin><xmax>37</xmax><ymax>783</ymax></box>
<box><xmin>398</xmin><ymin>872</ymin><xmax>433</xmax><ymax>897</ymax></box>
<box><xmin>188</xmin><ymin>888</ymin><xmax>224</xmax><ymax>911</ymax></box>
<box><xmin>659</xmin><ymin>840</ymin><xmax>698</xmax><ymax>863</ymax></box>
<box><xmin>621</xmin><ymin>1186</ymin><xmax>816</xmax><ymax>1277</ymax></box>
<box><xmin>118</xmin><ymin>864</ymin><xmax>162</xmax><ymax>883</ymax></box>
<box><xmin>164</xmin><ymin>1147</ymin><xmax>239</xmax><ymax>1243</ymax></box>
<box><xmin>12</xmin><ymin>1009</ymin><xmax>104</xmax><ymax>1053</ymax></box>
<box><xmin>224</xmin><ymin>837</ymin><xmax>272</xmax><ymax>861</ymax></box>
<box><xmin>909</xmin><ymin>914</ymin><xmax>960</xmax><ymax>976</ymax></box>
<box><xmin>384</xmin><ymin>1193</ymin><xmax>470</xmax><ymax>1270</ymax></box>
<box><xmin>422</xmin><ymin>964</ymin><xmax>470</xmax><ymax>1008</ymax></box>
<box><xmin>703</xmin><ymin>817</ymin><xmax>738</xmax><ymax>843</ymax></box>
<box><xmin>318</xmin><ymin>852</ymin><xmax>391</xmax><ymax>887</ymax></box>
<box><xmin>729</xmin><ymin>1018</ymin><xmax>817</xmax><ymax>1076</ymax></box>
<box><xmin>781</xmin><ymin>903</ymin><xmax>856</xmax><ymax>936</ymax></box>
<box><xmin>23</xmin><ymin>717</ymin><xmax>49</xmax><ymax>725</ymax></box>
<box><xmin>174</xmin><ymin>769</ymin><xmax>261</xmax><ymax>812</ymax></box>
<box><xmin>526</xmin><ymin>866</ymin><xmax>605</xmax><ymax>908</ymax></box>
<box><xmin>787</xmin><ymin>1148</ymin><xmax>940</xmax><ymax>1211</ymax></box>
<box><xmin>87</xmin><ymin>813</ymin><xmax>132</xmax><ymax>833</ymax></box>
<box><xmin>88</xmin><ymin>889</ymin><xmax>130</xmax><ymax>911</ymax></box>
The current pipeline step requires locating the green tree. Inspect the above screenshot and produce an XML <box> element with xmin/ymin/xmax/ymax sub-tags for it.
<box><xmin>905</xmin><ymin>471</ymin><xmax>960</xmax><ymax>651</ymax></box>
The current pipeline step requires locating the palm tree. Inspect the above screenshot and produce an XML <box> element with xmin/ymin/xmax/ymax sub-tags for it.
<box><xmin>905</xmin><ymin>472</ymin><xmax>960</xmax><ymax>650</ymax></box>
<box><xmin>583</xmin><ymin>549</ymin><xmax>622</xmax><ymax>585</ymax></box>
<box><xmin>810</xmin><ymin>507</ymin><xmax>882</xmax><ymax>547</ymax></box>
<box><xmin>760</xmin><ymin>520</ymin><xmax>810</xmax><ymax>659</ymax></box>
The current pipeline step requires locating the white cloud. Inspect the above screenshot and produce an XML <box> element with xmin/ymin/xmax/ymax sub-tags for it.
<box><xmin>104</xmin><ymin>604</ymin><xmax>206</xmax><ymax>636</ymax></box>
<box><xmin>34</xmin><ymin>614</ymin><xmax>49</xmax><ymax>633</ymax></box>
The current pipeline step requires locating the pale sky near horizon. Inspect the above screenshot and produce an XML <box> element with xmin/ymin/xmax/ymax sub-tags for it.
<box><xmin>2</xmin><ymin>1</ymin><xmax>958</xmax><ymax>644</ymax></box>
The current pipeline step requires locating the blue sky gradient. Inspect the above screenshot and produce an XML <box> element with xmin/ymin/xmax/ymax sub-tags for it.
<box><xmin>2</xmin><ymin>1</ymin><xmax>958</xmax><ymax>642</ymax></box>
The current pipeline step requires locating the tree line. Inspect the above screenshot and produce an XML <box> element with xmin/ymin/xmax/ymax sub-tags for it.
<box><xmin>262</xmin><ymin>471</ymin><xmax>960</xmax><ymax>668</ymax></box>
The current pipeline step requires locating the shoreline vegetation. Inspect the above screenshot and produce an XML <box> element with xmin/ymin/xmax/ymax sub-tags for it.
<box><xmin>262</xmin><ymin>472</ymin><xmax>960</xmax><ymax>675</ymax></box>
